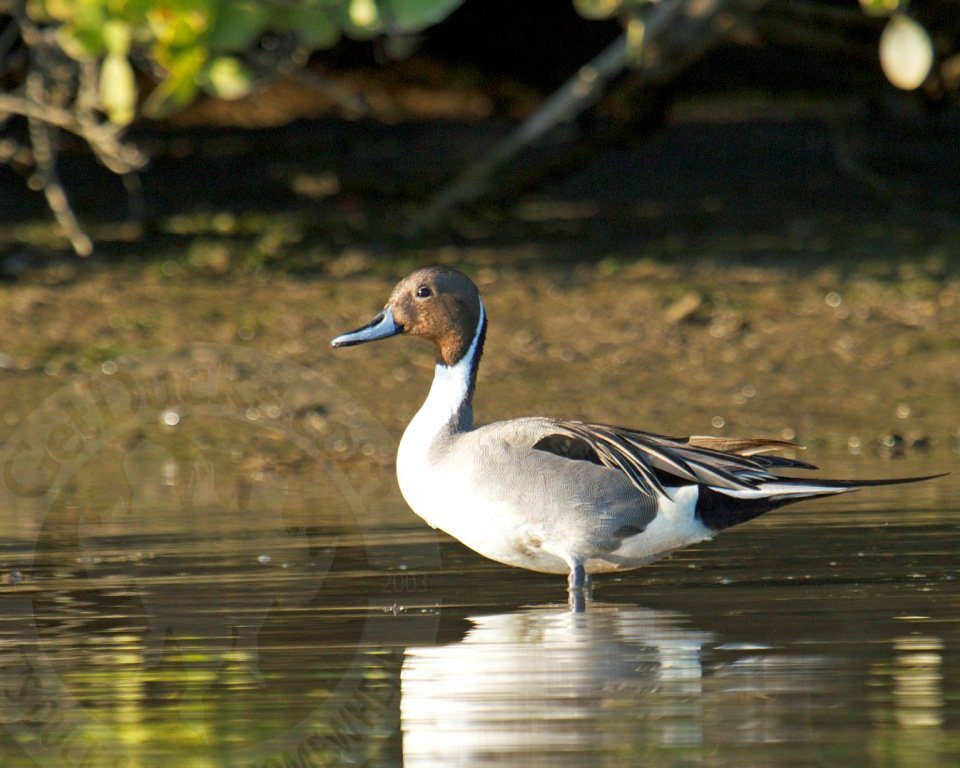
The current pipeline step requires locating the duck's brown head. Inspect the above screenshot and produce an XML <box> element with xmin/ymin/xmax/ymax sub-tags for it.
<box><xmin>330</xmin><ymin>266</ymin><xmax>484</xmax><ymax>367</ymax></box>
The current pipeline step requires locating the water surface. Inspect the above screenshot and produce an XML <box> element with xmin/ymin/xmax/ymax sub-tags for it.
<box><xmin>0</xmin><ymin>450</ymin><xmax>957</xmax><ymax>767</ymax></box>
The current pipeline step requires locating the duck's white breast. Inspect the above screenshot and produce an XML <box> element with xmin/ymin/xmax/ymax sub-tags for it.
<box><xmin>398</xmin><ymin>421</ymin><xmax>555</xmax><ymax>566</ymax></box>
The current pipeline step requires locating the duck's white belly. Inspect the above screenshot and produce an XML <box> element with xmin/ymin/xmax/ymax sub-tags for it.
<box><xmin>397</xmin><ymin>434</ymin><xmax>567</xmax><ymax>573</ymax></box>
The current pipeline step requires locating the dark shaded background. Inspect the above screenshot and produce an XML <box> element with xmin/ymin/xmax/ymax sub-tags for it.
<box><xmin>1</xmin><ymin>0</ymin><xmax>957</xmax><ymax>271</ymax></box>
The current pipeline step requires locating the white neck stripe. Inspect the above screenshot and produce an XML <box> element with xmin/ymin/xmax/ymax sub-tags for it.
<box><xmin>413</xmin><ymin>298</ymin><xmax>485</xmax><ymax>438</ymax></box>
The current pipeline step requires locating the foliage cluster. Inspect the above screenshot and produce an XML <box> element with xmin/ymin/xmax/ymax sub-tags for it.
<box><xmin>25</xmin><ymin>0</ymin><xmax>464</xmax><ymax>123</ymax></box>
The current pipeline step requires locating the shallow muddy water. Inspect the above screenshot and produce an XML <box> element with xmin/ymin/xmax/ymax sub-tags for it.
<box><xmin>0</xmin><ymin>425</ymin><xmax>957</xmax><ymax>767</ymax></box>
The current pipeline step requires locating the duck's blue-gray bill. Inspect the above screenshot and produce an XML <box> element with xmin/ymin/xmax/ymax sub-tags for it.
<box><xmin>330</xmin><ymin>307</ymin><xmax>401</xmax><ymax>347</ymax></box>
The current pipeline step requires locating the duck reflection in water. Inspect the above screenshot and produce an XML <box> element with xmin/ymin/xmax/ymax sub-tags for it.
<box><xmin>401</xmin><ymin>604</ymin><xmax>711</xmax><ymax>766</ymax></box>
<box><xmin>400</xmin><ymin>603</ymin><xmax>836</xmax><ymax>767</ymax></box>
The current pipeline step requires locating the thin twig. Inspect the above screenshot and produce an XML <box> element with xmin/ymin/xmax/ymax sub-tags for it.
<box><xmin>26</xmin><ymin>70</ymin><xmax>93</xmax><ymax>256</ymax></box>
<box><xmin>0</xmin><ymin>92</ymin><xmax>146</xmax><ymax>172</ymax></box>
<box><xmin>2</xmin><ymin>3</ymin><xmax>150</xmax><ymax>254</ymax></box>
<box><xmin>74</xmin><ymin>54</ymin><xmax>143</xmax><ymax>230</ymax></box>
<box><xmin>408</xmin><ymin>33</ymin><xmax>630</xmax><ymax>235</ymax></box>
<box><xmin>248</xmin><ymin>39</ymin><xmax>370</xmax><ymax>116</ymax></box>
<box><xmin>0</xmin><ymin>136</ymin><xmax>32</xmax><ymax>166</ymax></box>
<box><xmin>76</xmin><ymin>58</ymin><xmax>99</xmax><ymax>118</ymax></box>
<box><xmin>406</xmin><ymin>0</ymin><xmax>749</xmax><ymax>234</ymax></box>
<box><xmin>290</xmin><ymin>66</ymin><xmax>370</xmax><ymax>116</ymax></box>
<box><xmin>121</xmin><ymin>167</ymin><xmax>145</xmax><ymax>231</ymax></box>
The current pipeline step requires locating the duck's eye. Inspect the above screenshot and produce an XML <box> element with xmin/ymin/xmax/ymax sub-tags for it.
<box><xmin>416</xmin><ymin>286</ymin><xmax>432</xmax><ymax>299</ymax></box>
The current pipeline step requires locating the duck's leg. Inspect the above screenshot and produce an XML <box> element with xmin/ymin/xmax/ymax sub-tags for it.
<box><xmin>567</xmin><ymin>561</ymin><xmax>589</xmax><ymax>612</ymax></box>
<box><xmin>569</xmin><ymin>589</ymin><xmax>586</xmax><ymax>613</ymax></box>
<box><xmin>567</xmin><ymin>562</ymin><xmax>586</xmax><ymax>590</ymax></box>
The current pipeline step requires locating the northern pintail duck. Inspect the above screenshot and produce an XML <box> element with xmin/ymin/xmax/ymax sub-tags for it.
<box><xmin>331</xmin><ymin>267</ymin><xmax>939</xmax><ymax>594</ymax></box>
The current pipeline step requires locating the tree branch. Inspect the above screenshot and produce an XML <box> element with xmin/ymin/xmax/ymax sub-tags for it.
<box><xmin>25</xmin><ymin>71</ymin><xmax>93</xmax><ymax>256</ymax></box>
<box><xmin>0</xmin><ymin>92</ymin><xmax>146</xmax><ymax>173</ymax></box>
<box><xmin>408</xmin><ymin>32</ymin><xmax>631</xmax><ymax>235</ymax></box>
<box><xmin>407</xmin><ymin>0</ymin><xmax>744</xmax><ymax>234</ymax></box>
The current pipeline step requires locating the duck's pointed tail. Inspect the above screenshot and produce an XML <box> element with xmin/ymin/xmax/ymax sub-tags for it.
<box><xmin>695</xmin><ymin>473</ymin><xmax>947</xmax><ymax>531</ymax></box>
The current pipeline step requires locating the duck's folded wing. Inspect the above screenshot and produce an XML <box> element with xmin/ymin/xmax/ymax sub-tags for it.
<box><xmin>532</xmin><ymin>420</ymin><xmax>814</xmax><ymax>498</ymax></box>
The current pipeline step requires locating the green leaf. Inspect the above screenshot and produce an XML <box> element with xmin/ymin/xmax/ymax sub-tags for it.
<box><xmin>205</xmin><ymin>56</ymin><xmax>252</xmax><ymax>100</ymax></box>
<box><xmin>56</xmin><ymin>26</ymin><xmax>106</xmax><ymax>60</ymax></box>
<box><xmin>112</xmin><ymin>0</ymin><xmax>155</xmax><ymax>19</ymax></box>
<box><xmin>625</xmin><ymin>16</ymin><xmax>644</xmax><ymax>59</ymax></box>
<box><xmin>382</xmin><ymin>0</ymin><xmax>464</xmax><ymax>32</ymax></box>
<box><xmin>347</xmin><ymin>0</ymin><xmax>380</xmax><ymax>30</ymax></box>
<box><xmin>288</xmin><ymin>6</ymin><xmax>340</xmax><ymax>48</ymax></box>
<box><xmin>207</xmin><ymin>1</ymin><xmax>269</xmax><ymax>51</ymax></box>
<box><xmin>143</xmin><ymin>46</ymin><xmax>207</xmax><ymax>117</ymax></box>
<box><xmin>100</xmin><ymin>53</ymin><xmax>137</xmax><ymax>125</ymax></box>
<box><xmin>858</xmin><ymin>0</ymin><xmax>903</xmax><ymax>17</ymax></box>
<box><xmin>146</xmin><ymin>6</ymin><xmax>210</xmax><ymax>47</ymax></box>
<box><xmin>102</xmin><ymin>19</ymin><xmax>132</xmax><ymax>56</ymax></box>
<box><xmin>31</xmin><ymin>0</ymin><xmax>71</xmax><ymax>23</ymax></box>
<box><xmin>573</xmin><ymin>0</ymin><xmax>623</xmax><ymax>20</ymax></box>
<box><xmin>73</xmin><ymin>2</ymin><xmax>110</xmax><ymax>38</ymax></box>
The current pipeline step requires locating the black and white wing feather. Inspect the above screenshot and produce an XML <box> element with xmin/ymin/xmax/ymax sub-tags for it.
<box><xmin>533</xmin><ymin>421</ymin><xmax>939</xmax><ymax>501</ymax></box>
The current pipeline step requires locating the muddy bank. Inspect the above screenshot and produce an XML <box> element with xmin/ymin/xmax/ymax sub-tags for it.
<box><xmin>1</xmin><ymin>256</ymin><xmax>957</xmax><ymax>459</ymax></box>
